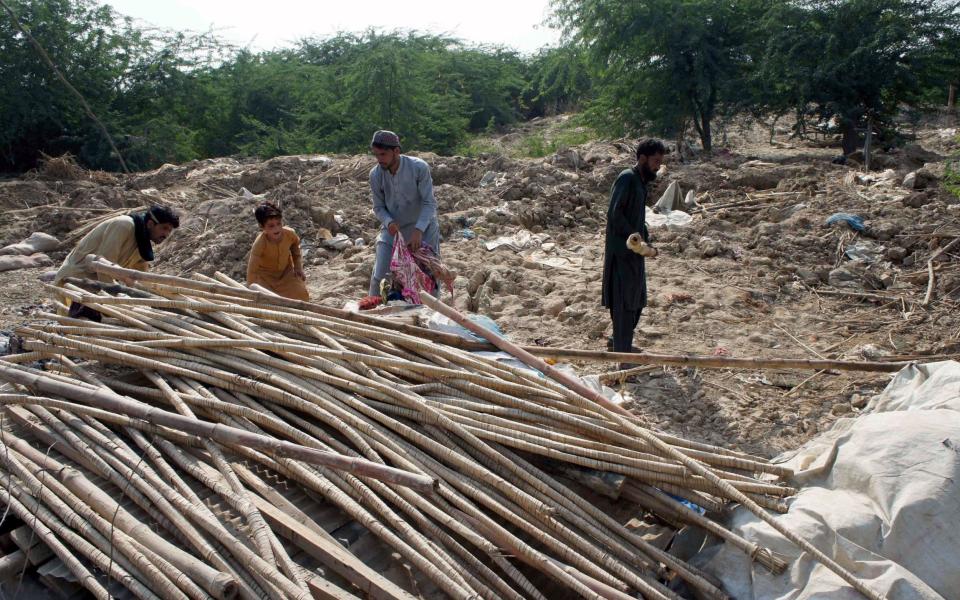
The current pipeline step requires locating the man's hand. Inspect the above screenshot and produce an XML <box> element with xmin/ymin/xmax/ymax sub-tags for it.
<box><xmin>294</xmin><ymin>268</ymin><xmax>305</xmax><ymax>281</ymax></box>
<box><xmin>408</xmin><ymin>228</ymin><xmax>423</xmax><ymax>250</ymax></box>
<box><xmin>387</xmin><ymin>222</ymin><xmax>399</xmax><ymax>236</ymax></box>
<box><xmin>626</xmin><ymin>233</ymin><xmax>657</xmax><ymax>257</ymax></box>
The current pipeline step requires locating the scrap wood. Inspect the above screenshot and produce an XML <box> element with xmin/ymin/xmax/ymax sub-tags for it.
<box><xmin>0</xmin><ymin>265</ymin><xmax>812</xmax><ymax>600</ymax></box>
<box><xmin>420</xmin><ymin>292</ymin><xmax>889</xmax><ymax>600</ymax></box>
<box><xmin>922</xmin><ymin>237</ymin><xmax>960</xmax><ymax>306</ymax></box>
<box><xmin>82</xmin><ymin>258</ymin><xmax>922</xmax><ymax>374</ymax></box>
<box><xmin>524</xmin><ymin>347</ymin><xmax>909</xmax><ymax>373</ymax></box>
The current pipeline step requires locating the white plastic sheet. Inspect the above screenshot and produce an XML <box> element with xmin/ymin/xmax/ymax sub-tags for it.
<box><xmin>484</xmin><ymin>229</ymin><xmax>550</xmax><ymax>252</ymax></box>
<box><xmin>646</xmin><ymin>210</ymin><xmax>693</xmax><ymax>228</ymax></box>
<box><xmin>696</xmin><ymin>361</ymin><xmax>960</xmax><ymax>600</ymax></box>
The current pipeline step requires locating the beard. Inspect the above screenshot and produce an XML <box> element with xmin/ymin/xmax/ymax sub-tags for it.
<box><xmin>640</xmin><ymin>162</ymin><xmax>657</xmax><ymax>182</ymax></box>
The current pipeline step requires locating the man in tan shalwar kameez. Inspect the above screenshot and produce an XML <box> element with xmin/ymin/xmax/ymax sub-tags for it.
<box><xmin>54</xmin><ymin>206</ymin><xmax>180</xmax><ymax>320</ymax></box>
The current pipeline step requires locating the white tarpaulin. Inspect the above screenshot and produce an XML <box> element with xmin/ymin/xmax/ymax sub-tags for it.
<box><xmin>484</xmin><ymin>230</ymin><xmax>550</xmax><ymax>252</ymax></box>
<box><xmin>696</xmin><ymin>361</ymin><xmax>960</xmax><ymax>600</ymax></box>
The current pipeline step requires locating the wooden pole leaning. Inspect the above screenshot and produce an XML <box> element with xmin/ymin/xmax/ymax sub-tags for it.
<box><xmin>418</xmin><ymin>293</ymin><xmax>889</xmax><ymax>600</ymax></box>
<box><xmin>84</xmin><ymin>257</ymin><xmax>911</xmax><ymax>373</ymax></box>
<box><xmin>0</xmin><ymin>363</ymin><xmax>436</xmax><ymax>494</ymax></box>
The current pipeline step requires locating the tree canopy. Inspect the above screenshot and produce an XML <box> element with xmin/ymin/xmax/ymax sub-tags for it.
<box><xmin>0</xmin><ymin>0</ymin><xmax>957</xmax><ymax>172</ymax></box>
<box><xmin>753</xmin><ymin>0</ymin><xmax>960</xmax><ymax>153</ymax></box>
<box><xmin>551</xmin><ymin>0</ymin><xmax>769</xmax><ymax>152</ymax></box>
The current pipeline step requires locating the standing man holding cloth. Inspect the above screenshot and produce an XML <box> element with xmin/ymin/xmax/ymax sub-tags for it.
<box><xmin>602</xmin><ymin>138</ymin><xmax>667</xmax><ymax>359</ymax></box>
<box><xmin>368</xmin><ymin>129</ymin><xmax>441</xmax><ymax>298</ymax></box>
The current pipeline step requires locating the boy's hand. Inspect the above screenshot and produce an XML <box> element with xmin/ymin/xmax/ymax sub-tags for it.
<box><xmin>295</xmin><ymin>269</ymin><xmax>305</xmax><ymax>281</ymax></box>
<box><xmin>388</xmin><ymin>222</ymin><xmax>399</xmax><ymax>236</ymax></box>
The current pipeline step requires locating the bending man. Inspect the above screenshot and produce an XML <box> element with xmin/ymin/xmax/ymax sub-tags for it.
<box><xmin>367</xmin><ymin>129</ymin><xmax>440</xmax><ymax>297</ymax></box>
<box><xmin>54</xmin><ymin>205</ymin><xmax>180</xmax><ymax>320</ymax></box>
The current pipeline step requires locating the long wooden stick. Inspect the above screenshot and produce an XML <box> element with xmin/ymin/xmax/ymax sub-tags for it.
<box><xmin>923</xmin><ymin>237</ymin><xmax>960</xmax><ymax>305</ymax></box>
<box><xmin>251</xmin><ymin>494</ymin><xmax>418</xmax><ymax>600</ymax></box>
<box><xmin>6</xmin><ymin>436</ymin><xmax>238</xmax><ymax>600</ymax></box>
<box><xmin>86</xmin><ymin>258</ymin><xmax>914</xmax><ymax>372</ymax></box>
<box><xmin>87</xmin><ymin>257</ymin><xmax>479</xmax><ymax>348</ymax></box>
<box><xmin>419</xmin><ymin>293</ymin><xmax>888</xmax><ymax>600</ymax></box>
<box><xmin>7</xmin><ymin>270</ymin><xmax>844</xmax><ymax>599</ymax></box>
<box><xmin>522</xmin><ymin>347</ymin><xmax>909</xmax><ymax>372</ymax></box>
<box><xmin>0</xmin><ymin>367</ymin><xmax>436</xmax><ymax>493</ymax></box>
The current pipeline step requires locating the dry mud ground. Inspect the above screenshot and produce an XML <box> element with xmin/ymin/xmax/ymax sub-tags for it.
<box><xmin>1</xmin><ymin>116</ymin><xmax>958</xmax><ymax>460</ymax></box>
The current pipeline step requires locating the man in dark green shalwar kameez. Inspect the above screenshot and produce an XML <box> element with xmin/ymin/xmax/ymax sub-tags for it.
<box><xmin>602</xmin><ymin>139</ymin><xmax>667</xmax><ymax>360</ymax></box>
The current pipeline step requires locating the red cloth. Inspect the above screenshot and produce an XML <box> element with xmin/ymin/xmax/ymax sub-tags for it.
<box><xmin>389</xmin><ymin>233</ymin><xmax>454</xmax><ymax>304</ymax></box>
<box><xmin>358</xmin><ymin>295</ymin><xmax>383</xmax><ymax>311</ymax></box>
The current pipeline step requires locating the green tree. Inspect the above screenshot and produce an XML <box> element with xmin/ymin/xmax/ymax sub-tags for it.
<box><xmin>2</xmin><ymin>0</ymin><xmax>608</xmax><ymax>171</ymax></box>
<box><xmin>113</xmin><ymin>30</ymin><xmax>234</xmax><ymax>167</ymax></box>
<box><xmin>0</xmin><ymin>0</ymin><xmax>139</xmax><ymax>170</ymax></box>
<box><xmin>442</xmin><ymin>46</ymin><xmax>526</xmax><ymax>130</ymax></box>
<box><xmin>296</xmin><ymin>32</ymin><xmax>472</xmax><ymax>153</ymax></box>
<box><xmin>522</xmin><ymin>44</ymin><xmax>593</xmax><ymax>118</ymax></box>
<box><xmin>551</xmin><ymin>0</ymin><xmax>767</xmax><ymax>151</ymax></box>
<box><xmin>755</xmin><ymin>0</ymin><xmax>960</xmax><ymax>155</ymax></box>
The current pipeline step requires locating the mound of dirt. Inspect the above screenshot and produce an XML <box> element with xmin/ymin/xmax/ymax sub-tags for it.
<box><xmin>1</xmin><ymin>115</ymin><xmax>959</xmax><ymax>458</ymax></box>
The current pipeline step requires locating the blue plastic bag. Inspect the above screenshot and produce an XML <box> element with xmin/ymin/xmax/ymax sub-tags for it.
<box><xmin>825</xmin><ymin>212</ymin><xmax>866</xmax><ymax>232</ymax></box>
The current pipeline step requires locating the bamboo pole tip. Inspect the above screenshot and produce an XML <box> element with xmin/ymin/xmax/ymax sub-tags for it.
<box><xmin>211</xmin><ymin>574</ymin><xmax>239</xmax><ymax>600</ymax></box>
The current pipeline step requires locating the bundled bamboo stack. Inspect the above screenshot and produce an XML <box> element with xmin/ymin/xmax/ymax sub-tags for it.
<box><xmin>0</xmin><ymin>259</ymin><xmax>883</xmax><ymax>600</ymax></box>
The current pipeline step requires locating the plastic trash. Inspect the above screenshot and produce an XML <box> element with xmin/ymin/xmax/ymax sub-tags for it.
<box><xmin>485</xmin><ymin>230</ymin><xmax>550</xmax><ymax>251</ymax></box>
<box><xmin>646</xmin><ymin>211</ymin><xmax>693</xmax><ymax>228</ymax></box>
<box><xmin>663</xmin><ymin>491</ymin><xmax>706</xmax><ymax>515</ymax></box>
<box><xmin>322</xmin><ymin>234</ymin><xmax>352</xmax><ymax>250</ymax></box>
<box><xmin>844</xmin><ymin>240</ymin><xmax>883</xmax><ymax>264</ymax></box>
<box><xmin>425</xmin><ymin>311</ymin><xmax>504</xmax><ymax>341</ymax></box>
<box><xmin>238</xmin><ymin>187</ymin><xmax>266</xmax><ymax>200</ymax></box>
<box><xmin>825</xmin><ymin>212</ymin><xmax>866</xmax><ymax>232</ymax></box>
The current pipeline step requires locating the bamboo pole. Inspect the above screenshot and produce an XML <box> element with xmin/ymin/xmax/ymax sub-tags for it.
<box><xmin>0</xmin><ymin>443</ymin><xmax>193</xmax><ymax>600</ymax></box>
<box><xmin>5</xmin><ymin>436</ymin><xmax>239</xmax><ymax>600</ymax></box>
<box><xmin>78</xmin><ymin>262</ymin><xmax>918</xmax><ymax>372</ymax></box>
<box><xmin>0</xmin><ymin>272</ymin><xmax>840</xmax><ymax>600</ymax></box>
<box><xmin>0</xmin><ymin>487</ymin><xmax>112</xmax><ymax>600</ymax></box>
<box><xmin>86</xmin><ymin>257</ymin><xmax>481</xmax><ymax>349</ymax></box>
<box><xmin>0</xmin><ymin>361</ymin><xmax>436</xmax><ymax>493</ymax></box>
<box><xmin>2</xmin><ymin>404</ymin><xmax>269</xmax><ymax>600</ymax></box>
<box><xmin>24</xmin><ymin>404</ymin><xmax>306</xmax><ymax>600</ymax></box>
<box><xmin>419</xmin><ymin>293</ymin><xmax>889</xmax><ymax>600</ymax></box>
<box><xmin>624</xmin><ymin>483</ymin><xmax>787</xmax><ymax>573</ymax></box>
<box><xmin>145</xmin><ymin>372</ymin><xmax>299</xmax><ymax>588</ymax></box>
<box><xmin>523</xmin><ymin>347</ymin><xmax>909</xmax><ymax>373</ymax></box>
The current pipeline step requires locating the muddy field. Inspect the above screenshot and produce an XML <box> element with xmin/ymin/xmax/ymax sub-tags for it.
<box><xmin>1</xmin><ymin>116</ymin><xmax>957</xmax><ymax>459</ymax></box>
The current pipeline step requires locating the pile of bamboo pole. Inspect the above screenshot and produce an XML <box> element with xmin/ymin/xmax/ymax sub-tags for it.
<box><xmin>0</xmin><ymin>259</ymin><xmax>885</xmax><ymax>600</ymax></box>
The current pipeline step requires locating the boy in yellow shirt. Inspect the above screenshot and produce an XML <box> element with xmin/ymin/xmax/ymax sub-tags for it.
<box><xmin>246</xmin><ymin>202</ymin><xmax>309</xmax><ymax>301</ymax></box>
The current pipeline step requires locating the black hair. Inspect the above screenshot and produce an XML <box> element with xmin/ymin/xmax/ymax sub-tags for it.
<box><xmin>146</xmin><ymin>205</ymin><xmax>180</xmax><ymax>228</ymax></box>
<box><xmin>254</xmin><ymin>201</ymin><xmax>283</xmax><ymax>226</ymax></box>
<box><xmin>636</xmin><ymin>138</ymin><xmax>668</xmax><ymax>160</ymax></box>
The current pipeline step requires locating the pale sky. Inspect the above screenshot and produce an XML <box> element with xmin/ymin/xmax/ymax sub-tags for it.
<box><xmin>101</xmin><ymin>1</ymin><xmax>562</xmax><ymax>54</ymax></box>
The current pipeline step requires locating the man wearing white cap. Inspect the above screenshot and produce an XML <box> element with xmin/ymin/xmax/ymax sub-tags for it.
<box><xmin>368</xmin><ymin>130</ymin><xmax>441</xmax><ymax>297</ymax></box>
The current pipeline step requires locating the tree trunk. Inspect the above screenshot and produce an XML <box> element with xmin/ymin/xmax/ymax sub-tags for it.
<box><xmin>841</xmin><ymin>122</ymin><xmax>858</xmax><ymax>156</ymax></box>
<box><xmin>948</xmin><ymin>83</ymin><xmax>957</xmax><ymax>113</ymax></box>
<box><xmin>863</xmin><ymin>117</ymin><xmax>872</xmax><ymax>172</ymax></box>
<box><xmin>697</xmin><ymin>115</ymin><xmax>712</xmax><ymax>153</ymax></box>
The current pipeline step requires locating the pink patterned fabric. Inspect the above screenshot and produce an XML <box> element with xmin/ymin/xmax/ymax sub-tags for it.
<box><xmin>389</xmin><ymin>233</ymin><xmax>454</xmax><ymax>304</ymax></box>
